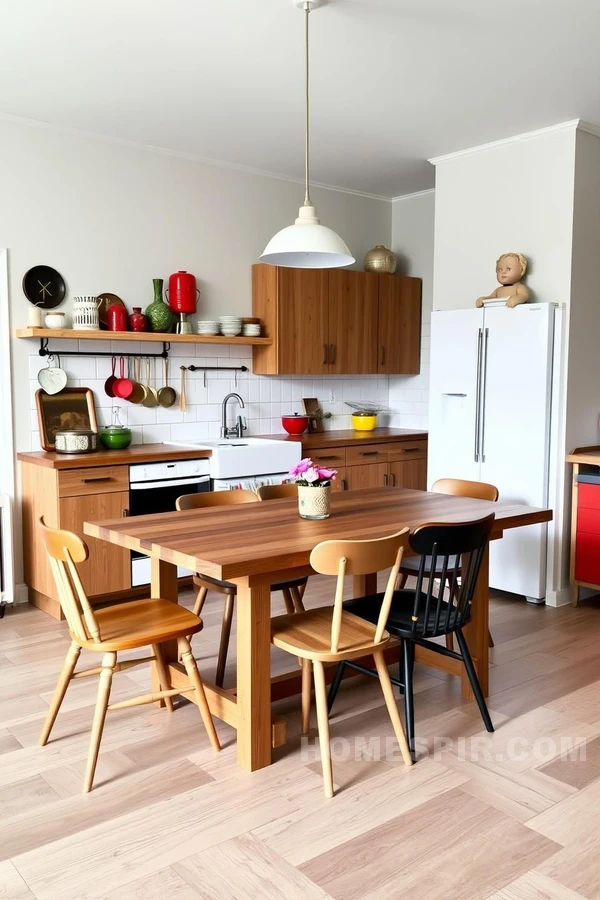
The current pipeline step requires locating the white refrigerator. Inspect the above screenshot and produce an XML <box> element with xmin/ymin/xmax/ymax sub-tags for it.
<box><xmin>427</xmin><ymin>302</ymin><xmax>558</xmax><ymax>602</ymax></box>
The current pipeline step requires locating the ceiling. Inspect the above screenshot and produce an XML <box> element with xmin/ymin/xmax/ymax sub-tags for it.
<box><xmin>2</xmin><ymin>0</ymin><xmax>600</xmax><ymax>198</ymax></box>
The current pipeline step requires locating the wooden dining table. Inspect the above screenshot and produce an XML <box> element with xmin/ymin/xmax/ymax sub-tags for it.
<box><xmin>84</xmin><ymin>486</ymin><xmax>551</xmax><ymax>773</ymax></box>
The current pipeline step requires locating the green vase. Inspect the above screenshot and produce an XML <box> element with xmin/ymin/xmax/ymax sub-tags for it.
<box><xmin>145</xmin><ymin>278</ymin><xmax>174</xmax><ymax>333</ymax></box>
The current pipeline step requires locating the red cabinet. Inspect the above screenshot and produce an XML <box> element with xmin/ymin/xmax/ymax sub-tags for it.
<box><xmin>574</xmin><ymin>482</ymin><xmax>600</xmax><ymax>585</ymax></box>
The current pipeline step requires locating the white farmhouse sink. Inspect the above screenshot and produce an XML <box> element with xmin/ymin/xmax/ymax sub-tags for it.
<box><xmin>166</xmin><ymin>438</ymin><xmax>301</xmax><ymax>480</ymax></box>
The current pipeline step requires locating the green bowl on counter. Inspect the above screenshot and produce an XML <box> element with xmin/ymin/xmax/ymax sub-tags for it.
<box><xmin>99</xmin><ymin>426</ymin><xmax>132</xmax><ymax>451</ymax></box>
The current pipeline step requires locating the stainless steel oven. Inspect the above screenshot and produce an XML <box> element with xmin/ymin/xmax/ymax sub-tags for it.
<box><xmin>129</xmin><ymin>459</ymin><xmax>211</xmax><ymax>587</ymax></box>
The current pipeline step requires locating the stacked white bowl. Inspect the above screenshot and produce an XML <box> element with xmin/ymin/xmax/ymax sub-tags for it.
<box><xmin>243</xmin><ymin>323</ymin><xmax>261</xmax><ymax>336</ymax></box>
<box><xmin>197</xmin><ymin>320</ymin><xmax>219</xmax><ymax>335</ymax></box>
<box><xmin>219</xmin><ymin>316</ymin><xmax>242</xmax><ymax>336</ymax></box>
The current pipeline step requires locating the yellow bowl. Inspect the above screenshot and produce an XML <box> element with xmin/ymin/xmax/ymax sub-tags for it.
<box><xmin>352</xmin><ymin>414</ymin><xmax>378</xmax><ymax>431</ymax></box>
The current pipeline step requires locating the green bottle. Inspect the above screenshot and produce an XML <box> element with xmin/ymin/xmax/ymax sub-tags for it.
<box><xmin>145</xmin><ymin>278</ymin><xmax>174</xmax><ymax>333</ymax></box>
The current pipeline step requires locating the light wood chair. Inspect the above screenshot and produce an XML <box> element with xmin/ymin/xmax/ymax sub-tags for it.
<box><xmin>176</xmin><ymin>489</ymin><xmax>307</xmax><ymax>686</ymax></box>
<box><xmin>39</xmin><ymin>520</ymin><xmax>220</xmax><ymax>793</ymax></box>
<box><xmin>271</xmin><ymin>529</ymin><xmax>413</xmax><ymax>798</ymax></box>
<box><xmin>397</xmin><ymin>478</ymin><xmax>499</xmax><ymax>649</ymax></box>
<box><xmin>256</xmin><ymin>483</ymin><xmax>308</xmax><ymax>609</ymax></box>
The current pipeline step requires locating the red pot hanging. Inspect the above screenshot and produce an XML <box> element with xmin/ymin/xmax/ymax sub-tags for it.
<box><xmin>166</xmin><ymin>270</ymin><xmax>198</xmax><ymax>314</ymax></box>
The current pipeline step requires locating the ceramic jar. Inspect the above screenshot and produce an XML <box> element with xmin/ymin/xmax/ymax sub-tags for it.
<box><xmin>28</xmin><ymin>306</ymin><xmax>43</xmax><ymax>327</ymax></box>
<box><xmin>145</xmin><ymin>278</ymin><xmax>174</xmax><ymax>333</ymax></box>
<box><xmin>363</xmin><ymin>245</ymin><xmax>397</xmax><ymax>274</ymax></box>
<box><xmin>128</xmin><ymin>307</ymin><xmax>148</xmax><ymax>332</ymax></box>
<box><xmin>297</xmin><ymin>485</ymin><xmax>331</xmax><ymax>520</ymax></box>
<box><xmin>44</xmin><ymin>311</ymin><xmax>66</xmax><ymax>330</ymax></box>
<box><xmin>107</xmin><ymin>303</ymin><xmax>129</xmax><ymax>332</ymax></box>
<box><xmin>72</xmin><ymin>296</ymin><xmax>99</xmax><ymax>331</ymax></box>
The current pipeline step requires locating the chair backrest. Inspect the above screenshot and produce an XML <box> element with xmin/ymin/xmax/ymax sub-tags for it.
<box><xmin>256</xmin><ymin>483</ymin><xmax>297</xmax><ymax>501</ymax></box>
<box><xmin>39</xmin><ymin>519</ymin><xmax>101</xmax><ymax>644</ymax></box>
<box><xmin>176</xmin><ymin>489</ymin><xmax>259</xmax><ymax>511</ymax></box>
<box><xmin>432</xmin><ymin>478</ymin><xmax>499</xmax><ymax>503</ymax></box>
<box><xmin>310</xmin><ymin>529</ymin><xmax>410</xmax><ymax>652</ymax></box>
<box><xmin>408</xmin><ymin>514</ymin><xmax>495</xmax><ymax>637</ymax></box>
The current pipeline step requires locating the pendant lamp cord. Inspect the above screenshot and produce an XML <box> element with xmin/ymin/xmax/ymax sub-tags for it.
<box><xmin>304</xmin><ymin>2</ymin><xmax>311</xmax><ymax>206</ymax></box>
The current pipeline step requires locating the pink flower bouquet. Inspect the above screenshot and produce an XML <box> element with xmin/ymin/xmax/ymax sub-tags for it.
<box><xmin>289</xmin><ymin>458</ymin><xmax>337</xmax><ymax>487</ymax></box>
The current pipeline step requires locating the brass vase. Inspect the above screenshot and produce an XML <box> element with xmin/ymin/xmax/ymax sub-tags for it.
<box><xmin>363</xmin><ymin>245</ymin><xmax>397</xmax><ymax>274</ymax></box>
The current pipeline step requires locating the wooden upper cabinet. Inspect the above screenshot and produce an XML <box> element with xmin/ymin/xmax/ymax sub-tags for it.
<box><xmin>327</xmin><ymin>270</ymin><xmax>378</xmax><ymax>374</ymax></box>
<box><xmin>252</xmin><ymin>264</ymin><xmax>421</xmax><ymax>376</ymax></box>
<box><xmin>378</xmin><ymin>275</ymin><xmax>422</xmax><ymax>374</ymax></box>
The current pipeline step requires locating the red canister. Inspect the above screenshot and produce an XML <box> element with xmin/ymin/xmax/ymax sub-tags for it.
<box><xmin>167</xmin><ymin>270</ymin><xmax>198</xmax><ymax>314</ymax></box>
<box><xmin>107</xmin><ymin>303</ymin><xmax>129</xmax><ymax>331</ymax></box>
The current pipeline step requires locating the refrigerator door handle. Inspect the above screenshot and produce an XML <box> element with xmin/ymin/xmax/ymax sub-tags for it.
<box><xmin>480</xmin><ymin>327</ymin><xmax>489</xmax><ymax>462</ymax></box>
<box><xmin>474</xmin><ymin>328</ymin><xmax>483</xmax><ymax>462</ymax></box>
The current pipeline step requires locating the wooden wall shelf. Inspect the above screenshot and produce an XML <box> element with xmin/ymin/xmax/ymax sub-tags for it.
<box><xmin>15</xmin><ymin>327</ymin><xmax>272</xmax><ymax>347</ymax></box>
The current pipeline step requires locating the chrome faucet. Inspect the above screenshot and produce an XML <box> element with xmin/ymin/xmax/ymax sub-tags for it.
<box><xmin>220</xmin><ymin>392</ymin><xmax>246</xmax><ymax>439</ymax></box>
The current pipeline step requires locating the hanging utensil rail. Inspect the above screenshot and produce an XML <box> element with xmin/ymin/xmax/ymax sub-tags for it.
<box><xmin>38</xmin><ymin>338</ymin><xmax>170</xmax><ymax>359</ymax></box>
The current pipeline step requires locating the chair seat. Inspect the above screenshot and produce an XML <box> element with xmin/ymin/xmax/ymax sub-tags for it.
<box><xmin>343</xmin><ymin>590</ymin><xmax>464</xmax><ymax>639</ymax></box>
<box><xmin>399</xmin><ymin>554</ymin><xmax>460</xmax><ymax>575</ymax></box>
<box><xmin>271</xmin><ymin>606</ymin><xmax>389</xmax><ymax>662</ymax></box>
<box><xmin>194</xmin><ymin>572</ymin><xmax>309</xmax><ymax>594</ymax></box>
<box><xmin>73</xmin><ymin>598</ymin><xmax>203</xmax><ymax>652</ymax></box>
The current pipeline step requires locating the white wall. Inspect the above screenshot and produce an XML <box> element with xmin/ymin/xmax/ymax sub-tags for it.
<box><xmin>432</xmin><ymin>128</ymin><xmax>577</xmax><ymax>311</ymax></box>
<box><xmin>0</xmin><ymin>117</ymin><xmax>392</xmax><ymax>456</ymax></box>
<box><xmin>388</xmin><ymin>190</ymin><xmax>435</xmax><ymax>428</ymax></box>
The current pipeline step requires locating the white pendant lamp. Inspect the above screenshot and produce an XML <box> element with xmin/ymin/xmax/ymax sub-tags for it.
<box><xmin>259</xmin><ymin>0</ymin><xmax>355</xmax><ymax>269</ymax></box>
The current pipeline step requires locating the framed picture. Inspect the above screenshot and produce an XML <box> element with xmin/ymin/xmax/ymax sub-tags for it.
<box><xmin>35</xmin><ymin>388</ymin><xmax>98</xmax><ymax>451</ymax></box>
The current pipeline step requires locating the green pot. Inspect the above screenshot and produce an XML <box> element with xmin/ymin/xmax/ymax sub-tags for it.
<box><xmin>145</xmin><ymin>278</ymin><xmax>174</xmax><ymax>333</ymax></box>
<box><xmin>99</xmin><ymin>427</ymin><xmax>132</xmax><ymax>450</ymax></box>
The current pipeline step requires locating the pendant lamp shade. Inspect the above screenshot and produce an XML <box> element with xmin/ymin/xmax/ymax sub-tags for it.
<box><xmin>259</xmin><ymin>1</ymin><xmax>354</xmax><ymax>270</ymax></box>
<box><xmin>259</xmin><ymin>203</ymin><xmax>354</xmax><ymax>268</ymax></box>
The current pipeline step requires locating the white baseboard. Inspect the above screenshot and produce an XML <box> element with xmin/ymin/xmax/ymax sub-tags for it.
<box><xmin>13</xmin><ymin>583</ymin><xmax>29</xmax><ymax>605</ymax></box>
<box><xmin>544</xmin><ymin>586</ymin><xmax>572</xmax><ymax>608</ymax></box>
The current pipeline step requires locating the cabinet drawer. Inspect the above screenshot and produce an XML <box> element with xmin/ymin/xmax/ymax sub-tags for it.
<box><xmin>58</xmin><ymin>466</ymin><xmax>129</xmax><ymax>498</ymax></box>
<box><xmin>578</xmin><ymin>483</ymin><xmax>600</xmax><ymax>510</ymax></box>
<box><xmin>386</xmin><ymin>440</ymin><xmax>428</xmax><ymax>462</ymax></box>
<box><xmin>577</xmin><ymin>506</ymin><xmax>600</xmax><ymax>535</ymax></box>
<box><xmin>346</xmin><ymin>444</ymin><xmax>388</xmax><ymax>466</ymax></box>
<box><xmin>575</xmin><ymin>531</ymin><xmax>600</xmax><ymax>584</ymax></box>
<box><xmin>307</xmin><ymin>448</ymin><xmax>347</xmax><ymax>466</ymax></box>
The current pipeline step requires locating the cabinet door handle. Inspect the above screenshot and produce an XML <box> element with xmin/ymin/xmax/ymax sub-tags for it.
<box><xmin>329</xmin><ymin>344</ymin><xmax>336</xmax><ymax>364</ymax></box>
<box><xmin>360</xmin><ymin>451</ymin><xmax>378</xmax><ymax>457</ymax></box>
<box><xmin>391</xmin><ymin>473</ymin><xmax>396</xmax><ymax>487</ymax></box>
<box><xmin>323</xmin><ymin>344</ymin><xmax>328</xmax><ymax>364</ymax></box>
<box><xmin>81</xmin><ymin>476</ymin><xmax>111</xmax><ymax>483</ymax></box>
<box><xmin>317</xmin><ymin>455</ymin><xmax>339</xmax><ymax>461</ymax></box>
<box><xmin>383</xmin><ymin>473</ymin><xmax>388</xmax><ymax>486</ymax></box>
<box><xmin>122</xmin><ymin>508</ymin><xmax>129</xmax><ymax>517</ymax></box>
<box><xmin>399</xmin><ymin>448</ymin><xmax>419</xmax><ymax>453</ymax></box>
<box><xmin>341</xmin><ymin>478</ymin><xmax>347</xmax><ymax>491</ymax></box>
<box><xmin>380</xmin><ymin>345</ymin><xmax>385</xmax><ymax>366</ymax></box>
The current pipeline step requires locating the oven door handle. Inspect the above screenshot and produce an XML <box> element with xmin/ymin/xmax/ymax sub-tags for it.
<box><xmin>130</xmin><ymin>476</ymin><xmax>210</xmax><ymax>490</ymax></box>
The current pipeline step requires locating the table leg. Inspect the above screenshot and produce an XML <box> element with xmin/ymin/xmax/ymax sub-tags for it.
<box><xmin>461</xmin><ymin>544</ymin><xmax>489</xmax><ymax>699</ymax></box>
<box><xmin>353</xmin><ymin>572</ymin><xmax>377</xmax><ymax>597</ymax></box>
<box><xmin>150</xmin><ymin>556</ymin><xmax>179</xmax><ymax>705</ymax></box>
<box><xmin>235</xmin><ymin>577</ymin><xmax>272</xmax><ymax>772</ymax></box>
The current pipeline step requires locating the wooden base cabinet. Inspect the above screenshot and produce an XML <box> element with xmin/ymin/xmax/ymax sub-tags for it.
<box><xmin>314</xmin><ymin>438</ymin><xmax>428</xmax><ymax>493</ymax></box>
<box><xmin>21</xmin><ymin>460</ymin><xmax>131</xmax><ymax>620</ymax></box>
<box><xmin>252</xmin><ymin>264</ymin><xmax>421</xmax><ymax>375</ymax></box>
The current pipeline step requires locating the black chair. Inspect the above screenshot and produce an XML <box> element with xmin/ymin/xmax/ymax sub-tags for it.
<box><xmin>327</xmin><ymin>514</ymin><xmax>495</xmax><ymax>759</ymax></box>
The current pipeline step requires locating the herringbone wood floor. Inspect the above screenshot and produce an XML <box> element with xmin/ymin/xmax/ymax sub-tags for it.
<box><xmin>1</xmin><ymin>578</ymin><xmax>599</xmax><ymax>900</ymax></box>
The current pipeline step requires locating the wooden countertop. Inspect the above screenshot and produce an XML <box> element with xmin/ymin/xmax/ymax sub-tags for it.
<box><xmin>17</xmin><ymin>443</ymin><xmax>212</xmax><ymax>470</ymax></box>
<box><xmin>566</xmin><ymin>445</ymin><xmax>600</xmax><ymax>466</ymax></box>
<box><xmin>261</xmin><ymin>427</ymin><xmax>427</xmax><ymax>449</ymax></box>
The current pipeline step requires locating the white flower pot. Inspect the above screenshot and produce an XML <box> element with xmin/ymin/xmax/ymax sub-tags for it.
<box><xmin>298</xmin><ymin>484</ymin><xmax>331</xmax><ymax>520</ymax></box>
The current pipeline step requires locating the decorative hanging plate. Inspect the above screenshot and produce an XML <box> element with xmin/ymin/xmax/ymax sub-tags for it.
<box><xmin>22</xmin><ymin>265</ymin><xmax>66</xmax><ymax>309</ymax></box>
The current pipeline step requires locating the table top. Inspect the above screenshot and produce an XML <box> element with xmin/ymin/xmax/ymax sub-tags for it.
<box><xmin>84</xmin><ymin>487</ymin><xmax>552</xmax><ymax>582</ymax></box>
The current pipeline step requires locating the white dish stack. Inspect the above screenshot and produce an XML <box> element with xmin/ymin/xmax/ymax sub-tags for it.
<box><xmin>72</xmin><ymin>296</ymin><xmax>99</xmax><ymax>331</ymax></box>
<box><xmin>219</xmin><ymin>316</ymin><xmax>242</xmax><ymax>336</ymax></box>
<box><xmin>197</xmin><ymin>320</ymin><xmax>219</xmax><ymax>335</ymax></box>
<box><xmin>243</xmin><ymin>322</ymin><xmax>261</xmax><ymax>336</ymax></box>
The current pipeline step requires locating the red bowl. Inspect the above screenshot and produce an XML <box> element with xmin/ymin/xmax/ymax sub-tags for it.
<box><xmin>282</xmin><ymin>415</ymin><xmax>309</xmax><ymax>435</ymax></box>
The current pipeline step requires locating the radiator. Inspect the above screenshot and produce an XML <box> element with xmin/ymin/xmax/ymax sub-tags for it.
<box><xmin>0</xmin><ymin>493</ymin><xmax>14</xmax><ymax>607</ymax></box>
